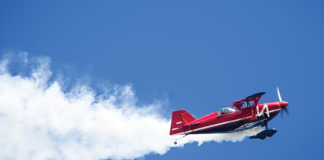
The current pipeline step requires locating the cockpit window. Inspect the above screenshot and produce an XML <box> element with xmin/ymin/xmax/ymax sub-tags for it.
<box><xmin>219</xmin><ymin>107</ymin><xmax>235</xmax><ymax>115</ymax></box>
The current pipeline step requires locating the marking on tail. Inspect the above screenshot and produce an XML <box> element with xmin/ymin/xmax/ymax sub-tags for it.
<box><xmin>176</xmin><ymin>121</ymin><xmax>182</xmax><ymax>124</ymax></box>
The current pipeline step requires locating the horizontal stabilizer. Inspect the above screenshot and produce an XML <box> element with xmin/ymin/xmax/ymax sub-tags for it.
<box><xmin>180</xmin><ymin>111</ymin><xmax>196</xmax><ymax>126</ymax></box>
<box><xmin>249</xmin><ymin>129</ymin><xmax>277</xmax><ymax>140</ymax></box>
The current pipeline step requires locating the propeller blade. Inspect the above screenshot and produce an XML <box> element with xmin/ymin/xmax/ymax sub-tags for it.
<box><xmin>280</xmin><ymin>105</ymin><xmax>289</xmax><ymax>120</ymax></box>
<box><xmin>283</xmin><ymin>106</ymin><xmax>289</xmax><ymax>116</ymax></box>
<box><xmin>277</xmin><ymin>85</ymin><xmax>282</xmax><ymax>102</ymax></box>
<box><xmin>277</xmin><ymin>86</ymin><xmax>289</xmax><ymax>120</ymax></box>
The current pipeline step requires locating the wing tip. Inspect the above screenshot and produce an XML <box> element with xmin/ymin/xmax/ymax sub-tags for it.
<box><xmin>246</xmin><ymin>92</ymin><xmax>266</xmax><ymax>99</ymax></box>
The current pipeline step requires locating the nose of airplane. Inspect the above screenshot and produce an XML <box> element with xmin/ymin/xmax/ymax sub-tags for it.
<box><xmin>279</xmin><ymin>101</ymin><xmax>289</xmax><ymax>118</ymax></box>
<box><xmin>280</xmin><ymin>101</ymin><xmax>289</xmax><ymax>108</ymax></box>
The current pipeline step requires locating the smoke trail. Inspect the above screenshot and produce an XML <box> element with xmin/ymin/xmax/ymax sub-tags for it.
<box><xmin>0</xmin><ymin>52</ymin><xmax>263</xmax><ymax>160</ymax></box>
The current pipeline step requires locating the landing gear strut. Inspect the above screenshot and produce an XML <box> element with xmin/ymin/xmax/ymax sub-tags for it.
<box><xmin>264</xmin><ymin>120</ymin><xmax>269</xmax><ymax>130</ymax></box>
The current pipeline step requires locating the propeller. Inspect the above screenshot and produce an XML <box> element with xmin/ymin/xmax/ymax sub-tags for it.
<box><xmin>276</xmin><ymin>85</ymin><xmax>289</xmax><ymax>119</ymax></box>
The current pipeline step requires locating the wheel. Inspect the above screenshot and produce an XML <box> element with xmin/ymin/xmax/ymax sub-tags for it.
<box><xmin>174</xmin><ymin>141</ymin><xmax>177</xmax><ymax>145</ymax></box>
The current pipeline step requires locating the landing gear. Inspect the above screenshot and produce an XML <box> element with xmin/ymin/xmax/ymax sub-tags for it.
<box><xmin>250</xmin><ymin>120</ymin><xmax>277</xmax><ymax>140</ymax></box>
<box><xmin>174</xmin><ymin>141</ymin><xmax>177</xmax><ymax>145</ymax></box>
<box><xmin>264</xmin><ymin>120</ymin><xmax>269</xmax><ymax>130</ymax></box>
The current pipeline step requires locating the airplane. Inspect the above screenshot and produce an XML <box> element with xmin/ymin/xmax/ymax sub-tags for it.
<box><xmin>170</xmin><ymin>86</ymin><xmax>289</xmax><ymax>144</ymax></box>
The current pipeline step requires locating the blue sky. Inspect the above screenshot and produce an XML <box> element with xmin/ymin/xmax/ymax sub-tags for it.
<box><xmin>1</xmin><ymin>1</ymin><xmax>323</xmax><ymax>160</ymax></box>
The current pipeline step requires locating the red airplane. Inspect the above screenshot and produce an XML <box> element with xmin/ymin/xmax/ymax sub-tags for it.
<box><xmin>170</xmin><ymin>86</ymin><xmax>289</xmax><ymax>144</ymax></box>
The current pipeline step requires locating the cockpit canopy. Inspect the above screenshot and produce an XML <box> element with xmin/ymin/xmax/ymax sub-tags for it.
<box><xmin>219</xmin><ymin>107</ymin><xmax>236</xmax><ymax>115</ymax></box>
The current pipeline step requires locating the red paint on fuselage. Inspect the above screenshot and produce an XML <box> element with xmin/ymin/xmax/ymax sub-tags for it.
<box><xmin>170</xmin><ymin>101</ymin><xmax>289</xmax><ymax>135</ymax></box>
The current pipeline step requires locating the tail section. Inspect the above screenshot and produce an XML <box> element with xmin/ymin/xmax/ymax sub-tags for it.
<box><xmin>170</xmin><ymin>110</ymin><xmax>196</xmax><ymax>135</ymax></box>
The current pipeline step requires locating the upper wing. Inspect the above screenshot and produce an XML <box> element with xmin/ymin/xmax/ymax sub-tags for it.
<box><xmin>225</xmin><ymin>92</ymin><xmax>266</xmax><ymax>109</ymax></box>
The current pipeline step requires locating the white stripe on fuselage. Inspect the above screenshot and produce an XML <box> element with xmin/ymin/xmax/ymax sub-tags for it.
<box><xmin>269</xmin><ymin>108</ymin><xmax>281</xmax><ymax>113</ymax></box>
<box><xmin>173</xmin><ymin>116</ymin><xmax>251</xmax><ymax>135</ymax></box>
<box><xmin>176</xmin><ymin>121</ymin><xmax>182</xmax><ymax>124</ymax></box>
<box><xmin>173</xmin><ymin>107</ymin><xmax>281</xmax><ymax>135</ymax></box>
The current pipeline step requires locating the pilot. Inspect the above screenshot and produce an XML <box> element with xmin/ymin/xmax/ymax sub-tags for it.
<box><xmin>220</xmin><ymin>109</ymin><xmax>226</xmax><ymax>115</ymax></box>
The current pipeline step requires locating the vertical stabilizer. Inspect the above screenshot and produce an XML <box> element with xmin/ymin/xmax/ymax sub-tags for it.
<box><xmin>169</xmin><ymin>110</ymin><xmax>195</xmax><ymax>135</ymax></box>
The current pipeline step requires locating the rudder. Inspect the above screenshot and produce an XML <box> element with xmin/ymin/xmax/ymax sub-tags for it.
<box><xmin>169</xmin><ymin>110</ymin><xmax>196</xmax><ymax>135</ymax></box>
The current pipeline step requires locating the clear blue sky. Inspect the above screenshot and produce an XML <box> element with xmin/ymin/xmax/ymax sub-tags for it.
<box><xmin>1</xmin><ymin>1</ymin><xmax>323</xmax><ymax>160</ymax></box>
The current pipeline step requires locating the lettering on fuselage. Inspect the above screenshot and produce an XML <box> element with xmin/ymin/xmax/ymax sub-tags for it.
<box><xmin>256</xmin><ymin>105</ymin><xmax>270</xmax><ymax>118</ymax></box>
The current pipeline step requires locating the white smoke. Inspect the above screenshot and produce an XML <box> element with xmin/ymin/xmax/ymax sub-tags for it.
<box><xmin>0</xmin><ymin>52</ymin><xmax>263</xmax><ymax>160</ymax></box>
